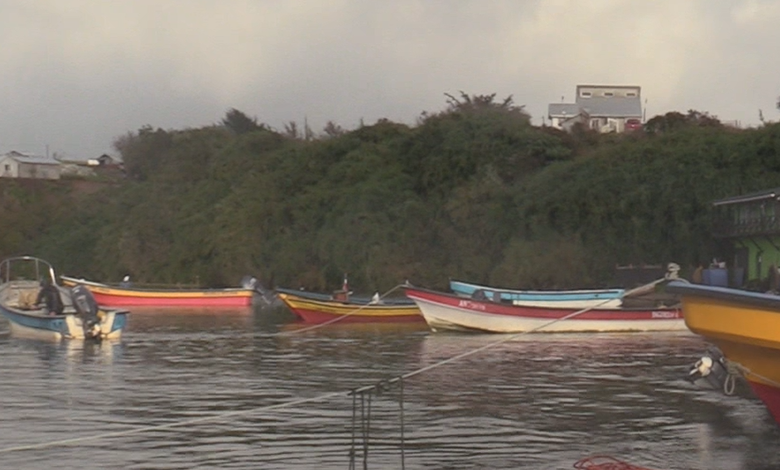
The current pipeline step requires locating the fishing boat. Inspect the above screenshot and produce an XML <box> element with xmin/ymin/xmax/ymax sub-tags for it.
<box><xmin>275</xmin><ymin>287</ymin><xmax>416</xmax><ymax>306</ymax></box>
<box><xmin>60</xmin><ymin>275</ymin><xmax>257</xmax><ymax>308</ymax></box>
<box><xmin>449</xmin><ymin>279</ymin><xmax>625</xmax><ymax>308</ymax></box>
<box><xmin>0</xmin><ymin>256</ymin><xmax>129</xmax><ymax>340</ymax></box>
<box><xmin>276</xmin><ymin>288</ymin><xmax>423</xmax><ymax>324</ymax></box>
<box><xmin>404</xmin><ymin>286</ymin><xmax>685</xmax><ymax>333</ymax></box>
<box><xmin>665</xmin><ymin>280</ymin><xmax>780</xmax><ymax>426</ymax></box>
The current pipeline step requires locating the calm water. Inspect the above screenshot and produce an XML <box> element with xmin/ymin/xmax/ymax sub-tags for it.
<box><xmin>0</xmin><ymin>307</ymin><xmax>778</xmax><ymax>470</ymax></box>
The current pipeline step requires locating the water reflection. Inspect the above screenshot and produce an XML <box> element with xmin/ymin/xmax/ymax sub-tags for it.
<box><xmin>0</xmin><ymin>312</ymin><xmax>778</xmax><ymax>469</ymax></box>
<box><xmin>127</xmin><ymin>306</ymin><xmax>255</xmax><ymax>332</ymax></box>
<box><xmin>407</xmin><ymin>332</ymin><xmax>780</xmax><ymax>469</ymax></box>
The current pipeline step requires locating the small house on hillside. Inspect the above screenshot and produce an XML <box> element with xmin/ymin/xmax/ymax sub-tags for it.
<box><xmin>548</xmin><ymin>103</ymin><xmax>589</xmax><ymax>131</ymax></box>
<box><xmin>59</xmin><ymin>153</ymin><xmax>123</xmax><ymax>178</ymax></box>
<box><xmin>548</xmin><ymin>85</ymin><xmax>643</xmax><ymax>133</ymax></box>
<box><xmin>0</xmin><ymin>151</ymin><xmax>62</xmax><ymax>180</ymax></box>
<box><xmin>710</xmin><ymin>187</ymin><xmax>780</xmax><ymax>288</ymax></box>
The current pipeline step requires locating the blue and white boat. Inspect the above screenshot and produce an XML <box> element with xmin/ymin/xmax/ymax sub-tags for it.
<box><xmin>0</xmin><ymin>256</ymin><xmax>129</xmax><ymax>341</ymax></box>
<box><xmin>448</xmin><ymin>279</ymin><xmax>626</xmax><ymax>309</ymax></box>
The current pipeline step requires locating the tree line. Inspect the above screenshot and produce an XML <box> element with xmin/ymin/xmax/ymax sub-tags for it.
<box><xmin>3</xmin><ymin>93</ymin><xmax>780</xmax><ymax>293</ymax></box>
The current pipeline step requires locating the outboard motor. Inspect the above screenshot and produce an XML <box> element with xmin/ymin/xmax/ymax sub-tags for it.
<box><xmin>71</xmin><ymin>285</ymin><xmax>103</xmax><ymax>340</ymax></box>
<box><xmin>241</xmin><ymin>275</ymin><xmax>258</xmax><ymax>290</ymax></box>
<box><xmin>688</xmin><ymin>347</ymin><xmax>734</xmax><ymax>395</ymax></box>
<box><xmin>241</xmin><ymin>275</ymin><xmax>279</xmax><ymax>307</ymax></box>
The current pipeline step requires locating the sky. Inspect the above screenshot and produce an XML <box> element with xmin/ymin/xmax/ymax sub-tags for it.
<box><xmin>2</xmin><ymin>0</ymin><xmax>779</xmax><ymax>160</ymax></box>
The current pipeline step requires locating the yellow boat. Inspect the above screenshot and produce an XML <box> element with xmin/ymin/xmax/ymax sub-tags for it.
<box><xmin>666</xmin><ymin>280</ymin><xmax>780</xmax><ymax>425</ymax></box>
<box><xmin>276</xmin><ymin>289</ymin><xmax>422</xmax><ymax>324</ymax></box>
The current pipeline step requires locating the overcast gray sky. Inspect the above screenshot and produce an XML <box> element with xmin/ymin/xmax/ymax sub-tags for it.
<box><xmin>2</xmin><ymin>0</ymin><xmax>778</xmax><ymax>159</ymax></box>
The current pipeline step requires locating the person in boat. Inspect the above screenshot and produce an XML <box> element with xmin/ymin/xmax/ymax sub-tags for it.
<box><xmin>120</xmin><ymin>275</ymin><xmax>132</xmax><ymax>288</ymax></box>
<box><xmin>36</xmin><ymin>277</ymin><xmax>64</xmax><ymax>316</ymax></box>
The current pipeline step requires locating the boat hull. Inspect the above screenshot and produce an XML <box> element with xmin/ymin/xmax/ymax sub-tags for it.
<box><xmin>62</xmin><ymin>277</ymin><xmax>254</xmax><ymax>307</ymax></box>
<box><xmin>0</xmin><ymin>257</ymin><xmax>129</xmax><ymax>340</ymax></box>
<box><xmin>750</xmin><ymin>381</ymin><xmax>780</xmax><ymax>425</ymax></box>
<box><xmin>278</xmin><ymin>292</ymin><xmax>423</xmax><ymax>324</ymax></box>
<box><xmin>0</xmin><ymin>305</ymin><xmax>128</xmax><ymax>341</ymax></box>
<box><xmin>666</xmin><ymin>281</ymin><xmax>780</xmax><ymax>426</ymax></box>
<box><xmin>406</xmin><ymin>286</ymin><xmax>686</xmax><ymax>333</ymax></box>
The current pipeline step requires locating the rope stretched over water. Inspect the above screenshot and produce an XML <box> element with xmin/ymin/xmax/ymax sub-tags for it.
<box><xmin>351</xmin><ymin>296</ymin><xmax>617</xmax><ymax>395</ymax></box>
<box><xmin>0</xmin><ymin>294</ymin><xmax>615</xmax><ymax>454</ymax></box>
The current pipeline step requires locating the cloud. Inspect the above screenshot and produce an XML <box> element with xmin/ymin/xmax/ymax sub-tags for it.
<box><xmin>0</xmin><ymin>0</ymin><xmax>779</xmax><ymax>157</ymax></box>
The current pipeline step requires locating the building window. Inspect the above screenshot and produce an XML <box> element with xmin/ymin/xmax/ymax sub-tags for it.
<box><xmin>604</xmin><ymin>92</ymin><xmax>614</xmax><ymax>97</ymax></box>
<box><xmin>627</xmin><ymin>92</ymin><xmax>637</xmax><ymax>97</ymax></box>
<box><xmin>4</xmin><ymin>164</ymin><xmax>9</xmax><ymax>171</ymax></box>
<box><xmin>580</xmin><ymin>91</ymin><xmax>592</xmax><ymax>97</ymax></box>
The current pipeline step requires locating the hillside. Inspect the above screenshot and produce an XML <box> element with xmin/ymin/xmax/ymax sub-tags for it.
<box><xmin>3</xmin><ymin>98</ymin><xmax>780</xmax><ymax>292</ymax></box>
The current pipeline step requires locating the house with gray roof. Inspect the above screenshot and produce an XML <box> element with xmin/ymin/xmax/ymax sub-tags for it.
<box><xmin>0</xmin><ymin>151</ymin><xmax>62</xmax><ymax>180</ymax></box>
<box><xmin>548</xmin><ymin>85</ymin><xmax>643</xmax><ymax>133</ymax></box>
<box><xmin>548</xmin><ymin>103</ymin><xmax>589</xmax><ymax>131</ymax></box>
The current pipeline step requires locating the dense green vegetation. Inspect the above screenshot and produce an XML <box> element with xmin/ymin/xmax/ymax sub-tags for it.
<box><xmin>3</xmin><ymin>94</ymin><xmax>780</xmax><ymax>292</ymax></box>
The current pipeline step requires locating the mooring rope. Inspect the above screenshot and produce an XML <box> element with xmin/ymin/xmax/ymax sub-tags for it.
<box><xmin>0</xmin><ymin>290</ymin><xmax>620</xmax><ymax>454</ymax></box>
<box><xmin>342</xmin><ymin>296</ymin><xmax>619</xmax><ymax>468</ymax></box>
<box><xmin>726</xmin><ymin>360</ymin><xmax>780</xmax><ymax>389</ymax></box>
<box><xmin>350</xmin><ymin>296</ymin><xmax>617</xmax><ymax>396</ymax></box>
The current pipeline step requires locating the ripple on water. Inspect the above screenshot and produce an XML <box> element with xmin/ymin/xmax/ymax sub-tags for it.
<box><xmin>0</xmin><ymin>316</ymin><xmax>779</xmax><ymax>469</ymax></box>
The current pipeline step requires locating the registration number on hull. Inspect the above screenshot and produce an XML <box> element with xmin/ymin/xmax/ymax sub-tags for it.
<box><xmin>458</xmin><ymin>300</ymin><xmax>486</xmax><ymax>311</ymax></box>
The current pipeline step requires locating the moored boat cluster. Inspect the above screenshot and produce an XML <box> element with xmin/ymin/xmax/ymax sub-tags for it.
<box><xmin>2</xmin><ymin>255</ymin><xmax>780</xmax><ymax>430</ymax></box>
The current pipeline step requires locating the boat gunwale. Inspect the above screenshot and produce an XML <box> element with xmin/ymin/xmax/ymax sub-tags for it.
<box><xmin>666</xmin><ymin>281</ymin><xmax>780</xmax><ymax>313</ymax></box>
<box><xmin>277</xmin><ymin>291</ymin><xmax>420</xmax><ymax>314</ymax></box>
<box><xmin>61</xmin><ymin>275</ymin><xmax>254</xmax><ymax>296</ymax></box>
<box><xmin>275</xmin><ymin>287</ymin><xmax>414</xmax><ymax>306</ymax></box>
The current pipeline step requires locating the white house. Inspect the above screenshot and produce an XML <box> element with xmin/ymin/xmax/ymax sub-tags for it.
<box><xmin>0</xmin><ymin>151</ymin><xmax>62</xmax><ymax>180</ymax></box>
<box><xmin>548</xmin><ymin>85</ymin><xmax>643</xmax><ymax>133</ymax></box>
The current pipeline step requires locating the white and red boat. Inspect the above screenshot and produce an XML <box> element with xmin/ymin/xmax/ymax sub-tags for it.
<box><xmin>404</xmin><ymin>286</ymin><xmax>685</xmax><ymax>333</ymax></box>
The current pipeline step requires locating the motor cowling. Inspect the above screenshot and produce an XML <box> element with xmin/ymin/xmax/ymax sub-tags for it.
<box><xmin>71</xmin><ymin>285</ymin><xmax>103</xmax><ymax>339</ymax></box>
<box><xmin>241</xmin><ymin>275</ymin><xmax>258</xmax><ymax>290</ymax></box>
